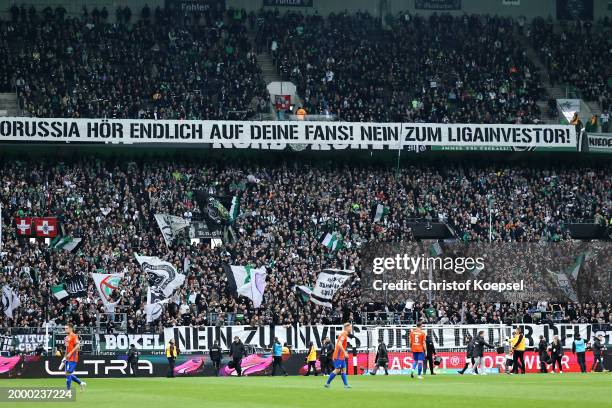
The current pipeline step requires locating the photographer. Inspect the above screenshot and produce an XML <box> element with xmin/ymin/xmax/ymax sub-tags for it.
<box><xmin>229</xmin><ymin>336</ymin><xmax>245</xmax><ymax>377</ymax></box>
<box><xmin>457</xmin><ymin>334</ymin><xmax>475</xmax><ymax>375</ymax></box>
<box><xmin>591</xmin><ymin>334</ymin><xmax>608</xmax><ymax>372</ymax></box>
<box><xmin>370</xmin><ymin>339</ymin><xmax>389</xmax><ymax>375</ymax></box>
<box><xmin>128</xmin><ymin>344</ymin><xmax>139</xmax><ymax>376</ymax></box>
<box><xmin>209</xmin><ymin>340</ymin><xmax>222</xmax><ymax>376</ymax></box>
<box><xmin>538</xmin><ymin>335</ymin><xmax>548</xmax><ymax>373</ymax></box>
<box><xmin>320</xmin><ymin>337</ymin><xmax>333</xmax><ymax>375</ymax></box>
<box><xmin>424</xmin><ymin>335</ymin><xmax>436</xmax><ymax>375</ymax></box>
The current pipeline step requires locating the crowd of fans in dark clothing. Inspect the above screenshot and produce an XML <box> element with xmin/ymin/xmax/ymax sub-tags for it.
<box><xmin>0</xmin><ymin>157</ymin><xmax>609</xmax><ymax>331</ymax></box>
<box><xmin>530</xmin><ymin>17</ymin><xmax>611</xmax><ymax>112</ymax></box>
<box><xmin>2</xmin><ymin>6</ymin><xmax>611</xmax><ymax>125</ymax></box>
<box><xmin>0</xmin><ymin>5</ymin><xmax>269</xmax><ymax>119</ymax></box>
<box><xmin>366</xmin><ymin>300</ymin><xmax>611</xmax><ymax>326</ymax></box>
<box><xmin>260</xmin><ymin>12</ymin><xmax>545</xmax><ymax>123</ymax></box>
<box><xmin>0</xmin><ymin>6</ymin><xmax>610</xmax><ymax>332</ymax></box>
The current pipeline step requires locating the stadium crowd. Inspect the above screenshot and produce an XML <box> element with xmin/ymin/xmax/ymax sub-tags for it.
<box><xmin>2</xmin><ymin>6</ymin><xmax>610</xmax><ymax>126</ymax></box>
<box><xmin>530</xmin><ymin>17</ymin><xmax>612</xmax><ymax>115</ymax></box>
<box><xmin>260</xmin><ymin>11</ymin><xmax>545</xmax><ymax>123</ymax></box>
<box><xmin>0</xmin><ymin>157</ymin><xmax>610</xmax><ymax>331</ymax></box>
<box><xmin>367</xmin><ymin>300</ymin><xmax>612</xmax><ymax>326</ymax></box>
<box><xmin>0</xmin><ymin>5</ymin><xmax>269</xmax><ymax>119</ymax></box>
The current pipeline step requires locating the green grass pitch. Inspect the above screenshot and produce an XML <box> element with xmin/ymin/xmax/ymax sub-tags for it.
<box><xmin>3</xmin><ymin>374</ymin><xmax>611</xmax><ymax>408</ymax></box>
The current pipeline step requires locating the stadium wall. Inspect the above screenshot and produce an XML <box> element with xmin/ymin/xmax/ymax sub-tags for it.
<box><xmin>1</xmin><ymin>0</ymin><xmax>611</xmax><ymax>21</ymax></box>
<box><xmin>231</xmin><ymin>0</ymin><xmax>612</xmax><ymax>20</ymax></box>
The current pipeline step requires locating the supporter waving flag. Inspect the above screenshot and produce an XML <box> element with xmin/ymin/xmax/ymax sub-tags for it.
<box><xmin>308</xmin><ymin>269</ymin><xmax>354</xmax><ymax>308</ymax></box>
<box><xmin>135</xmin><ymin>254</ymin><xmax>185</xmax><ymax>321</ymax></box>
<box><xmin>154</xmin><ymin>214</ymin><xmax>190</xmax><ymax>246</ymax></box>
<box><xmin>224</xmin><ymin>265</ymin><xmax>267</xmax><ymax>308</ymax></box>
<box><xmin>319</xmin><ymin>232</ymin><xmax>344</xmax><ymax>251</ymax></box>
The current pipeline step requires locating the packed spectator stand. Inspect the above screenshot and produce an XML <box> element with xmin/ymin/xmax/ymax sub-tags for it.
<box><xmin>0</xmin><ymin>5</ymin><xmax>269</xmax><ymax>119</ymax></box>
<box><xmin>0</xmin><ymin>5</ymin><xmax>610</xmax><ymax>333</ymax></box>
<box><xmin>260</xmin><ymin>12</ymin><xmax>546</xmax><ymax>124</ymax></box>
<box><xmin>1</xmin><ymin>6</ymin><xmax>610</xmax><ymax>125</ymax></box>
<box><xmin>0</xmin><ymin>158</ymin><xmax>609</xmax><ymax>331</ymax></box>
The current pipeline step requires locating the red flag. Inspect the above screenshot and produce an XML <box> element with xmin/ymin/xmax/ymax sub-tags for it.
<box><xmin>33</xmin><ymin>217</ymin><xmax>58</xmax><ymax>238</ymax></box>
<box><xmin>15</xmin><ymin>217</ymin><xmax>32</xmax><ymax>236</ymax></box>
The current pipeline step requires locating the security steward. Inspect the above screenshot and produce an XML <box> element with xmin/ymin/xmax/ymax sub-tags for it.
<box><xmin>166</xmin><ymin>339</ymin><xmax>178</xmax><ymax>378</ymax></box>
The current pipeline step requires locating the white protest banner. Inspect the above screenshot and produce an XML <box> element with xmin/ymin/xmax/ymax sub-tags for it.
<box><xmin>162</xmin><ymin>323</ymin><xmax>604</xmax><ymax>353</ymax></box>
<box><xmin>0</xmin><ymin>117</ymin><xmax>576</xmax><ymax>150</ymax></box>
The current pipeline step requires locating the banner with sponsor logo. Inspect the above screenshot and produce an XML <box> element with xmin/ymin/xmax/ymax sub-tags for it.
<box><xmin>0</xmin><ymin>333</ymin><xmax>50</xmax><ymax>353</ymax></box>
<box><xmin>587</xmin><ymin>133</ymin><xmax>612</xmax><ymax>154</ymax></box>
<box><xmin>0</xmin><ymin>118</ymin><xmax>576</xmax><ymax>150</ymax></box>
<box><xmin>54</xmin><ymin>332</ymin><xmax>94</xmax><ymax>354</ymax></box>
<box><xmin>97</xmin><ymin>333</ymin><xmax>166</xmax><ymax>353</ymax></box>
<box><xmin>359</xmin><ymin>350</ymin><xmax>607</xmax><ymax>375</ymax></box>
<box><xmin>0</xmin><ymin>352</ymin><xmax>322</xmax><ymax>378</ymax></box>
<box><xmin>1</xmin><ymin>349</ymin><xmax>609</xmax><ymax>379</ymax></box>
<box><xmin>415</xmin><ymin>0</ymin><xmax>462</xmax><ymax>10</ymax></box>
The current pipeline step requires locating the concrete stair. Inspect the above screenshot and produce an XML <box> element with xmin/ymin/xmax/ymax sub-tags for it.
<box><xmin>586</xmin><ymin>101</ymin><xmax>602</xmax><ymax>117</ymax></box>
<box><xmin>0</xmin><ymin>93</ymin><xmax>19</xmax><ymax>117</ymax></box>
<box><xmin>257</xmin><ymin>53</ymin><xmax>281</xmax><ymax>84</ymax></box>
<box><xmin>548</xmin><ymin>86</ymin><xmax>567</xmax><ymax>100</ymax></box>
<box><xmin>518</xmin><ymin>36</ymin><xmax>559</xmax><ymax>124</ymax></box>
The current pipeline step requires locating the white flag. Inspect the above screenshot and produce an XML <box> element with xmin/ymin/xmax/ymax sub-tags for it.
<box><xmin>136</xmin><ymin>252</ymin><xmax>183</xmax><ymax>323</ymax></box>
<box><xmin>154</xmin><ymin>214</ymin><xmax>190</xmax><ymax>246</ymax></box>
<box><xmin>135</xmin><ymin>254</ymin><xmax>185</xmax><ymax>298</ymax></box>
<box><xmin>224</xmin><ymin>265</ymin><xmax>267</xmax><ymax>308</ymax></box>
<box><xmin>310</xmin><ymin>269</ymin><xmax>353</xmax><ymax>308</ymax></box>
<box><xmin>91</xmin><ymin>272</ymin><xmax>124</xmax><ymax>307</ymax></box>
<box><xmin>145</xmin><ymin>288</ymin><xmax>169</xmax><ymax>323</ymax></box>
<box><xmin>1</xmin><ymin>285</ymin><xmax>21</xmax><ymax>319</ymax></box>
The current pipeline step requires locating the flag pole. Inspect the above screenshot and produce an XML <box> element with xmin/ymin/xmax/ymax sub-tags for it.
<box><xmin>395</xmin><ymin>145</ymin><xmax>401</xmax><ymax>177</ymax></box>
<box><xmin>0</xmin><ymin>202</ymin><xmax>3</xmax><ymax>251</ymax></box>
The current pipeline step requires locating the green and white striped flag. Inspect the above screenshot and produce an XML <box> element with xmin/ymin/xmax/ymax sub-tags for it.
<box><xmin>429</xmin><ymin>242</ymin><xmax>443</xmax><ymax>257</ymax></box>
<box><xmin>566</xmin><ymin>253</ymin><xmax>585</xmax><ymax>280</ymax></box>
<box><xmin>371</xmin><ymin>203</ymin><xmax>389</xmax><ymax>222</ymax></box>
<box><xmin>51</xmin><ymin>284</ymin><xmax>69</xmax><ymax>300</ymax></box>
<box><xmin>319</xmin><ymin>232</ymin><xmax>343</xmax><ymax>251</ymax></box>
<box><xmin>51</xmin><ymin>236</ymin><xmax>82</xmax><ymax>252</ymax></box>
<box><xmin>229</xmin><ymin>196</ymin><xmax>241</xmax><ymax>222</ymax></box>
